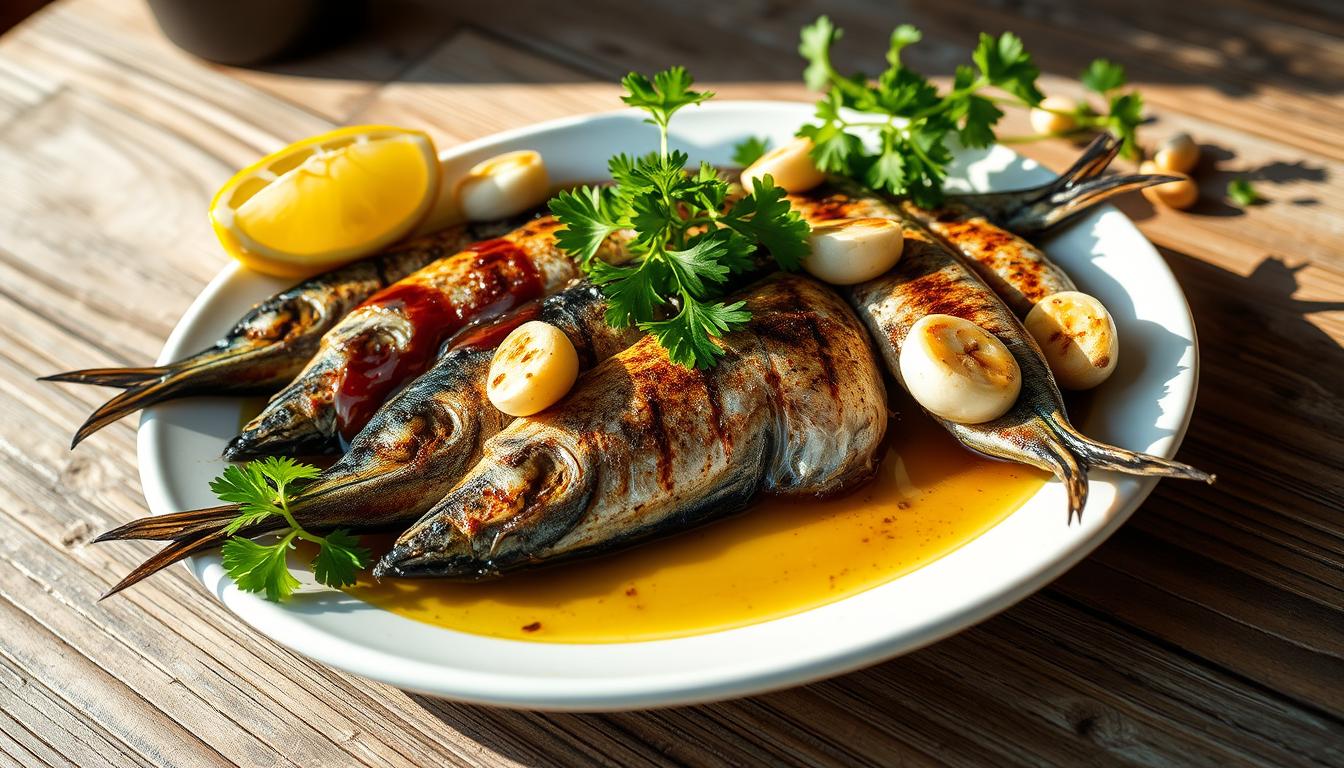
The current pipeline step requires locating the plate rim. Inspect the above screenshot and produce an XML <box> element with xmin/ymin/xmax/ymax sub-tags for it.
<box><xmin>136</xmin><ymin>100</ymin><xmax>1200</xmax><ymax>710</ymax></box>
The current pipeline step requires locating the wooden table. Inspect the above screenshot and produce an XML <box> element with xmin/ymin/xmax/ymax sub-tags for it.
<box><xmin>1</xmin><ymin>0</ymin><xmax>1340</xmax><ymax>764</ymax></box>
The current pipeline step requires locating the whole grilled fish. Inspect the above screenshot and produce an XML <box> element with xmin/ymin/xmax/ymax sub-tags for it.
<box><xmin>375</xmin><ymin>273</ymin><xmax>887</xmax><ymax>580</ymax></box>
<box><xmin>41</xmin><ymin>225</ymin><xmax>489</xmax><ymax>447</ymax></box>
<box><xmin>223</xmin><ymin>216</ymin><xmax>616</xmax><ymax>460</ymax></box>
<box><xmin>789</xmin><ymin>182</ymin><xmax>1211</xmax><ymax>521</ymax></box>
<box><xmin>96</xmin><ymin>280</ymin><xmax>645</xmax><ymax>597</ymax></box>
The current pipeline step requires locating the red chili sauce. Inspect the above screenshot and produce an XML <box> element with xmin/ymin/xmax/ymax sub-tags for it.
<box><xmin>332</xmin><ymin>239</ymin><xmax>542</xmax><ymax>439</ymax></box>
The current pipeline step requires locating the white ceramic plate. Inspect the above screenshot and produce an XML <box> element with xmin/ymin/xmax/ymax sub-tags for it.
<box><xmin>138</xmin><ymin>101</ymin><xmax>1199</xmax><ymax>710</ymax></box>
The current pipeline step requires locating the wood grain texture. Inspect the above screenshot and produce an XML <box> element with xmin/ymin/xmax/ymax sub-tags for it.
<box><xmin>0</xmin><ymin>0</ymin><xmax>1340</xmax><ymax>765</ymax></box>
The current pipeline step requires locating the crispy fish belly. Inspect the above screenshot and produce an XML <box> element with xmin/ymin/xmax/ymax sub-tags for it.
<box><xmin>43</xmin><ymin>225</ymin><xmax>483</xmax><ymax>447</ymax></box>
<box><xmin>789</xmin><ymin>184</ymin><xmax>1209</xmax><ymax>521</ymax></box>
<box><xmin>224</xmin><ymin>216</ymin><xmax>600</xmax><ymax>460</ymax></box>
<box><xmin>94</xmin><ymin>281</ymin><xmax>645</xmax><ymax>597</ymax></box>
<box><xmin>376</xmin><ymin>273</ymin><xmax>888</xmax><ymax>579</ymax></box>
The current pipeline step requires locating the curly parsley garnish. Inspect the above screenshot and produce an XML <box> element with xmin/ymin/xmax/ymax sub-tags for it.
<box><xmin>797</xmin><ymin>16</ymin><xmax>1147</xmax><ymax>205</ymax></box>
<box><xmin>548</xmin><ymin>67</ymin><xmax>810</xmax><ymax>368</ymax></box>
<box><xmin>211</xmin><ymin>457</ymin><xmax>370</xmax><ymax>602</ymax></box>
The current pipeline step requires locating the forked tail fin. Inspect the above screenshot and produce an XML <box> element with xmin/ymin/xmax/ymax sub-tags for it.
<box><xmin>953</xmin><ymin>134</ymin><xmax>1179</xmax><ymax>236</ymax></box>
<box><xmin>99</xmin><ymin>531</ymin><xmax>231</xmax><ymax>599</ymax></box>
<box><xmin>40</xmin><ymin>365</ymin><xmax>171</xmax><ymax>389</ymax></box>
<box><xmin>1026</xmin><ymin>422</ymin><xmax>1090</xmax><ymax>525</ymax></box>
<box><xmin>1000</xmin><ymin>172</ymin><xmax>1182</xmax><ymax>235</ymax></box>
<box><xmin>94</xmin><ymin>504</ymin><xmax>245</xmax><ymax>543</ymax></box>
<box><xmin>43</xmin><ymin>359</ymin><xmax>231</xmax><ymax>447</ymax></box>
<box><xmin>1045</xmin><ymin>415</ymin><xmax>1215</xmax><ymax>484</ymax></box>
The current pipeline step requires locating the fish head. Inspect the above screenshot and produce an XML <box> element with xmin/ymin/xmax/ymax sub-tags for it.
<box><xmin>374</xmin><ymin>429</ymin><xmax>592</xmax><ymax>579</ymax></box>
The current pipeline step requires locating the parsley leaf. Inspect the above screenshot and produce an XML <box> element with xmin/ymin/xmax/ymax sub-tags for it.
<box><xmin>640</xmin><ymin>297</ymin><xmax>750</xmax><ymax>369</ymax></box>
<box><xmin>621</xmin><ymin>67</ymin><xmax>712</xmax><ymax>155</ymax></box>
<box><xmin>972</xmin><ymin>32</ymin><xmax>1043</xmax><ymax>105</ymax></box>
<box><xmin>549</xmin><ymin>68</ymin><xmax>811</xmax><ymax>369</ymax></box>
<box><xmin>721</xmin><ymin>176</ymin><xmax>812</xmax><ymax>271</ymax></box>
<box><xmin>211</xmin><ymin>457</ymin><xmax>370</xmax><ymax>602</ymax></box>
<box><xmin>548</xmin><ymin>186</ymin><xmax>625</xmax><ymax>265</ymax></box>
<box><xmin>1105</xmin><ymin>91</ymin><xmax>1145</xmax><ymax>159</ymax></box>
<box><xmin>799</xmin><ymin>15</ymin><xmax>841</xmax><ymax>91</ymax></box>
<box><xmin>312</xmin><ymin>529</ymin><xmax>370</xmax><ymax>589</ymax></box>
<box><xmin>221</xmin><ymin>537</ymin><xmax>299</xmax><ymax>603</ymax></box>
<box><xmin>731</xmin><ymin>136</ymin><xmax>770</xmax><ymax>166</ymax></box>
<box><xmin>1227</xmin><ymin>177</ymin><xmax>1263</xmax><ymax>206</ymax></box>
<box><xmin>1081</xmin><ymin>59</ymin><xmax>1127</xmax><ymax>94</ymax></box>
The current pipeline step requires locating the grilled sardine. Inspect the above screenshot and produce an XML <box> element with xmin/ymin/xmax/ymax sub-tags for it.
<box><xmin>790</xmin><ymin>182</ymin><xmax>1211</xmax><ymax>521</ymax></box>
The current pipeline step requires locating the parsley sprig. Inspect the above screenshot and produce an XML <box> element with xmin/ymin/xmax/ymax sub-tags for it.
<box><xmin>548</xmin><ymin>67</ymin><xmax>810</xmax><ymax>368</ymax></box>
<box><xmin>211</xmin><ymin>457</ymin><xmax>370</xmax><ymax>602</ymax></box>
<box><xmin>797</xmin><ymin>17</ymin><xmax>1147</xmax><ymax>205</ymax></box>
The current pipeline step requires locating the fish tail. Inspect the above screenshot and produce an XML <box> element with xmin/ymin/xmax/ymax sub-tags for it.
<box><xmin>956</xmin><ymin>134</ymin><xmax>1177</xmax><ymax>236</ymax></box>
<box><xmin>40</xmin><ymin>365</ymin><xmax>172</xmax><ymax>388</ymax></box>
<box><xmin>99</xmin><ymin>531</ymin><xmax>230</xmax><ymax>600</ymax></box>
<box><xmin>1033</xmin><ymin>424</ymin><xmax>1091</xmax><ymax>525</ymax></box>
<box><xmin>1051</xmin><ymin>133</ymin><xmax>1122</xmax><ymax>189</ymax></box>
<box><xmin>94</xmin><ymin>504</ymin><xmax>245</xmax><ymax>543</ymax></box>
<box><xmin>1019</xmin><ymin>172</ymin><xmax>1183</xmax><ymax>233</ymax></box>
<box><xmin>45</xmin><ymin>358</ymin><xmax>233</xmax><ymax>447</ymax></box>
<box><xmin>1045</xmin><ymin>414</ymin><xmax>1215</xmax><ymax>484</ymax></box>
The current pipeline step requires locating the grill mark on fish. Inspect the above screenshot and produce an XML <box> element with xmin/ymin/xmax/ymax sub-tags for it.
<box><xmin>910</xmin><ymin>207</ymin><xmax>1068</xmax><ymax>315</ymax></box>
<box><xmin>643</xmin><ymin>389</ymin><xmax>674</xmax><ymax>491</ymax></box>
<box><xmin>803</xmin><ymin>313</ymin><xmax>840</xmax><ymax>400</ymax></box>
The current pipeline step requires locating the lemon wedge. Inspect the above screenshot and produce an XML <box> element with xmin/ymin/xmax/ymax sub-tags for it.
<box><xmin>211</xmin><ymin>126</ymin><xmax>439</xmax><ymax>278</ymax></box>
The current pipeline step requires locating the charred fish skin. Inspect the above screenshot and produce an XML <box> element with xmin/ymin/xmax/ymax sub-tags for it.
<box><xmin>223</xmin><ymin>216</ymin><xmax>603</xmax><ymax>461</ymax></box>
<box><xmin>376</xmin><ymin>273</ymin><xmax>888</xmax><ymax>580</ymax></box>
<box><xmin>905</xmin><ymin>199</ymin><xmax>1075</xmax><ymax>317</ymax></box>
<box><xmin>790</xmin><ymin>184</ymin><xmax>1210</xmax><ymax>521</ymax></box>
<box><xmin>42</xmin><ymin>225</ymin><xmax>481</xmax><ymax>447</ymax></box>
<box><xmin>93</xmin><ymin>280</ymin><xmax>646</xmax><ymax>597</ymax></box>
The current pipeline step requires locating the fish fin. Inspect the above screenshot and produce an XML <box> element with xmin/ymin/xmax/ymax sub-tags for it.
<box><xmin>1045</xmin><ymin>414</ymin><xmax>1214</xmax><ymax>484</ymax></box>
<box><xmin>953</xmin><ymin>134</ymin><xmax>1174</xmax><ymax>236</ymax></box>
<box><xmin>50</xmin><ymin>359</ymin><xmax>229</xmax><ymax>447</ymax></box>
<box><xmin>1033</xmin><ymin>425</ymin><xmax>1090</xmax><ymax>524</ymax></box>
<box><xmin>40</xmin><ymin>365</ymin><xmax>171</xmax><ymax>388</ymax></box>
<box><xmin>95</xmin><ymin>504</ymin><xmax>242</xmax><ymax>543</ymax></box>
<box><xmin>66</xmin><ymin>375</ymin><xmax>191</xmax><ymax>448</ymax></box>
<box><xmin>99</xmin><ymin>532</ymin><xmax>227</xmax><ymax>599</ymax></box>
<box><xmin>1010</xmin><ymin>172</ymin><xmax>1183</xmax><ymax>234</ymax></box>
<box><xmin>1051</xmin><ymin>133</ymin><xmax>1122</xmax><ymax>189</ymax></box>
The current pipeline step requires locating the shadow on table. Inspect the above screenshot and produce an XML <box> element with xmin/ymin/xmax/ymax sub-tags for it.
<box><xmin>223</xmin><ymin>0</ymin><xmax>1344</xmax><ymax>98</ymax></box>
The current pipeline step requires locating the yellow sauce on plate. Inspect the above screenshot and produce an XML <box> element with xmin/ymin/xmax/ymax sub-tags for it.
<box><xmin>344</xmin><ymin>405</ymin><xmax>1046</xmax><ymax>643</ymax></box>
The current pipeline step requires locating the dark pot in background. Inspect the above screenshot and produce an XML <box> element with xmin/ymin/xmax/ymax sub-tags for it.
<box><xmin>145</xmin><ymin>0</ymin><xmax>367</xmax><ymax>66</ymax></box>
